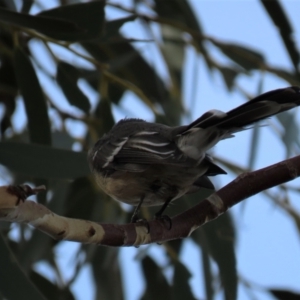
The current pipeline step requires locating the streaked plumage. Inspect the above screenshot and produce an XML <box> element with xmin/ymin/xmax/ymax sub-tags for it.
<box><xmin>89</xmin><ymin>86</ymin><xmax>300</xmax><ymax>219</ymax></box>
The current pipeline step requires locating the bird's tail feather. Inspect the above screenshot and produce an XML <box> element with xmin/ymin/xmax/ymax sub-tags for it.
<box><xmin>176</xmin><ymin>86</ymin><xmax>300</xmax><ymax>160</ymax></box>
<box><xmin>188</xmin><ymin>86</ymin><xmax>300</xmax><ymax>131</ymax></box>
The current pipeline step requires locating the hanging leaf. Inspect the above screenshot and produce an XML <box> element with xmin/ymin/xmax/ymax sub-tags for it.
<box><xmin>172</xmin><ymin>261</ymin><xmax>197</xmax><ymax>300</ymax></box>
<box><xmin>0</xmin><ymin>6</ymin><xmax>82</xmax><ymax>38</ymax></box>
<box><xmin>141</xmin><ymin>255</ymin><xmax>172</xmax><ymax>300</ymax></box>
<box><xmin>269</xmin><ymin>289</ymin><xmax>300</xmax><ymax>300</ymax></box>
<box><xmin>0</xmin><ymin>235</ymin><xmax>46</xmax><ymax>300</ymax></box>
<box><xmin>195</xmin><ymin>213</ymin><xmax>237</xmax><ymax>300</ymax></box>
<box><xmin>0</xmin><ymin>142</ymin><xmax>89</xmax><ymax>179</ymax></box>
<box><xmin>30</xmin><ymin>271</ymin><xmax>75</xmax><ymax>300</ymax></box>
<box><xmin>37</xmin><ymin>1</ymin><xmax>105</xmax><ymax>41</ymax></box>
<box><xmin>261</xmin><ymin>0</ymin><xmax>300</xmax><ymax>70</ymax></box>
<box><xmin>103</xmin><ymin>15</ymin><xmax>136</xmax><ymax>41</ymax></box>
<box><xmin>210</xmin><ymin>39</ymin><xmax>265</xmax><ymax>70</ymax></box>
<box><xmin>56</xmin><ymin>62</ymin><xmax>91</xmax><ymax>113</ymax></box>
<box><xmin>14</xmin><ymin>47</ymin><xmax>51</xmax><ymax>145</ymax></box>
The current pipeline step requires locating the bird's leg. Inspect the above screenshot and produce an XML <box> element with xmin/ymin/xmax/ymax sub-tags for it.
<box><xmin>155</xmin><ymin>197</ymin><xmax>172</xmax><ymax>217</ymax></box>
<box><xmin>131</xmin><ymin>195</ymin><xmax>151</xmax><ymax>234</ymax></box>
<box><xmin>154</xmin><ymin>197</ymin><xmax>173</xmax><ymax>229</ymax></box>
<box><xmin>131</xmin><ymin>195</ymin><xmax>145</xmax><ymax>223</ymax></box>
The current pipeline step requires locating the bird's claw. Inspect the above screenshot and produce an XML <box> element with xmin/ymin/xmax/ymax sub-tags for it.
<box><xmin>131</xmin><ymin>216</ymin><xmax>150</xmax><ymax>233</ymax></box>
<box><xmin>154</xmin><ymin>214</ymin><xmax>172</xmax><ymax>230</ymax></box>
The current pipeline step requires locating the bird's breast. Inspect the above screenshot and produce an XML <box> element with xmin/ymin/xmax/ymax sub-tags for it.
<box><xmin>94</xmin><ymin>164</ymin><xmax>207</xmax><ymax>207</ymax></box>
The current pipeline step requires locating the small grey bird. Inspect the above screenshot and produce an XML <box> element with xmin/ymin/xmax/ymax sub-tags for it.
<box><xmin>88</xmin><ymin>86</ymin><xmax>300</xmax><ymax>223</ymax></box>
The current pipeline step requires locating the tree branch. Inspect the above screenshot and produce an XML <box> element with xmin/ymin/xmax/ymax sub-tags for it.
<box><xmin>1</xmin><ymin>155</ymin><xmax>300</xmax><ymax>247</ymax></box>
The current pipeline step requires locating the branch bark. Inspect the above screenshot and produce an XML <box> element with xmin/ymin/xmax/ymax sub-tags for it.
<box><xmin>1</xmin><ymin>155</ymin><xmax>300</xmax><ymax>247</ymax></box>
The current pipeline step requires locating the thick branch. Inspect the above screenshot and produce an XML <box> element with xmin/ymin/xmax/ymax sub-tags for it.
<box><xmin>0</xmin><ymin>155</ymin><xmax>299</xmax><ymax>246</ymax></box>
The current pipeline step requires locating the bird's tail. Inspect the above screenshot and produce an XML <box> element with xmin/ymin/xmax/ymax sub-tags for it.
<box><xmin>176</xmin><ymin>87</ymin><xmax>300</xmax><ymax>160</ymax></box>
<box><xmin>187</xmin><ymin>86</ymin><xmax>300</xmax><ymax>131</ymax></box>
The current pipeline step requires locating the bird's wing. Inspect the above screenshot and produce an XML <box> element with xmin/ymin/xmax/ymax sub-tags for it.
<box><xmin>113</xmin><ymin>130</ymin><xmax>192</xmax><ymax>166</ymax></box>
<box><xmin>89</xmin><ymin>129</ymin><xmax>197</xmax><ymax>173</ymax></box>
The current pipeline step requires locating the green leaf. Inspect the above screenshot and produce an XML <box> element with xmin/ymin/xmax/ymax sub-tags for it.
<box><xmin>64</xmin><ymin>177</ymin><xmax>99</xmax><ymax>221</ymax></box>
<box><xmin>161</xmin><ymin>25</ymin><xmax>185</xmax><ymax>86</ymax></box>
<box><xmin>0</xmin><ymin>142</ymin><xmax>90</xmax><ymax>179</ymax></box>
<box><xmin>155</xmin><ymin>0</ymin><xmax>204</xmax><ymax>32</ymax></box>
<box><xmin>57</xmin><ymin>62</ymin><xmax>91</xmax><ymax>113</ymax></box>
<box><xmin>82</xmin><ymin>41</ymin><xmax>167</xmax><ymax>103</ymax></box>
<box><xmin>210</xmin><ymin>39</ymin><xmax>265</xmax><ymax>71</ymax></box>
<box><xmin>269</xmin><ymin>289</ymin><xmax>300</xmax><ymax>300</ymax></box>
<box><xmin>248</xmin><ymin>81</ymin><xmax>263</xmax><ymax>170</ymax></box>
<box><xmin>218</xmin><ymin>66</ymin><xmax>240</xmax><ymax>91</ymax></box>
<box><xmin>21</xmin><ymin>0</ymin><xmax>34</xmax><ymax>14</ymax></box>
<box><xmin>0</xmin><ymin>55</ymin><xmax>18</xmax><ymax>135</ymax></box>
<box><xmin>94</xmin><ymin>96</ymin><xmax>115</xmax><ymax>136</ymax></box>
<box><xmin>37</xmin><ymin>1</ymin><xmax>105</xmax><ymax>41</ymax></box>
<box><xmin>47</xmin><ymin>180</ymin><xmax>70</xmax><ymax>214</ymax></box>
<box><xmin>0</xmin><ymin>6</ymin><xmax>83</xmax><ymax>37</ymax></box>
<box><xmin>82</xmin><ymin>40</ymin><xmax>180</xmax><ymax>122</ymax></box>
<box><xmin>141</xmin><ymin>256</ymin><xmax>171</xmax><ymax>300</ymax></box>
<box><xmin>201</xmin><ymin>248</ymin><xmax>214</xmax><ymax>300</ymax></box>
<box><xmin>154</xmin><ymin>0</ymin><xmax>208</xmax><ymax>57</ymax></box>
<box><xmin>195</xmin><ymin>213</ymin><xmax>237</xmax><ymax>300</ymax></box>
<box><xmin>277</xmin><ymin>111</ymin><xmax>300</xmax><ymax>157</ymax></box>
<box><xmin>30</xmin><ymin>271</ymin><xmax>75</xmax><ymax>300</ymax></box>
<box><xmin>19</xmin><ymin>231</ymin><xmax>54</xmax><ymax>271</ymax></box>
<box><xmin>104</xmin><ymin>15</ymin><xmax>136</xmax><ymax>40</ymax></box>
<box><xmin>14</xmin><ymin>47</ymin><xmax>51</xmax><ymax>145</ymax></box>
<box><xmin>261</xmin><ymin>0</ymin><xmax>300</xmax><ymax>70</ymax></box>
<box><xmin>172</xmin><ymin>261</ymin><xmax>197</xmax><ymax>300</ymax></box>
<box><xmin>268</xmin><ymin>67</ymin><xmax>300</xmax><ymax>86</ymax></box>
<box><xmin>52</xmin><ymin>130</ymin><xmax>76</xmax><ymax>150</ymax></box>
<box><xmin>0</xmin><ymin>234</ymin><xmax>46</xmax><ymax>300</ymax></box>
<box><xmin>91</xmin><ymin>247</ymin><xmax>124</xmax><ymax>300</ymax></box>
<box><xmin>248</xmin><ymin>123</ymin><xmax>261</xmax><ymax>170</ymax></box>
<box><xmin>1</xmin><ymin>0</ymin><xmax>17</xmax><ymax>11</ymax></box>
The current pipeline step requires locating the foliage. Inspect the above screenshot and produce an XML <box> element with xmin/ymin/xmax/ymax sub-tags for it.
<box><xmin>0</xmin><ymin>0</ymin><xmax>299</xmax><ymax>300</ymax></box>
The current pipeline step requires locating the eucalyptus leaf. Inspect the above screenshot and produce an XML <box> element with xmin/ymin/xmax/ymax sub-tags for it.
<box><xmin>104</xmin><ymin>15</ymin><xmax>136</xmax><ymax>41</ymax></box>
<box><xmin>261</xmin><ymin>0</ymin><xmax>300</xmax><ymax>70</ymax></box>
<box><xmin>195</xmin><ymin>213</ymin><xmax>237</xmax><ymax>300</ymax></box>
<box><xmin>172</xmin><ymin>261</ymin><xmax>197</xmax><ymax>300</ymax></box>
<box><xmin>0</xmin><ymin>234</ymin><xmax>46</xmax><ymax>300</ymax></box>
<box><xmin>269</xmin><ymin>289</ymin><xmax>300</xmax><ymax>300</ymax></box>
<box><xmin>30</xmin><ymin>271</ymin><xmax>75</xmax><ymax>300</ymax></box>
<box><xmin>91</xmin><ymin>247</ymin><xmax>124</xmax><ymax>300</ymax></box>
<box><xmin>57</xmin><ymin>62</ymin><xmax>91</xmax><ymax>113</ymax></box>
<box><xmin>210</xmin><ymin>39</ymin><xmax>265</xmax><ymax>70</ymax></box>
<box><xmin>141</xmin><ymin>256</ymin><xmax>171</xmax><ymax>300</ymax></box>
<box><xmin>0</xmin><ymin>142</ymin><xmax>90</xmax><ymax>179</ymax></box>
<box><xmin>0</xmin><ymin>6</ymin><xmax>82</xmax><ymax>37</ymax></box>
<box><xmin>37</xmin><ymin>1</ymin><xmax>105</xmax><ymax>41</ymax></box>
<box><xmin>14</xmin><ymin>47</ymin><xmax>51</xmax><ymax>146</ymax></box>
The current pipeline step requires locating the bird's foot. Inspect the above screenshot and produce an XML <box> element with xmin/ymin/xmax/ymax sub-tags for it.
<box><xmin>154</xmin><ymin>214</ymin><xmax>172</xmax><ymax>230</ymax></box>
<box><xmin>131</xmin><ymin>215</ymin><xmax>150</xmax><ymax>233</ymax></box>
